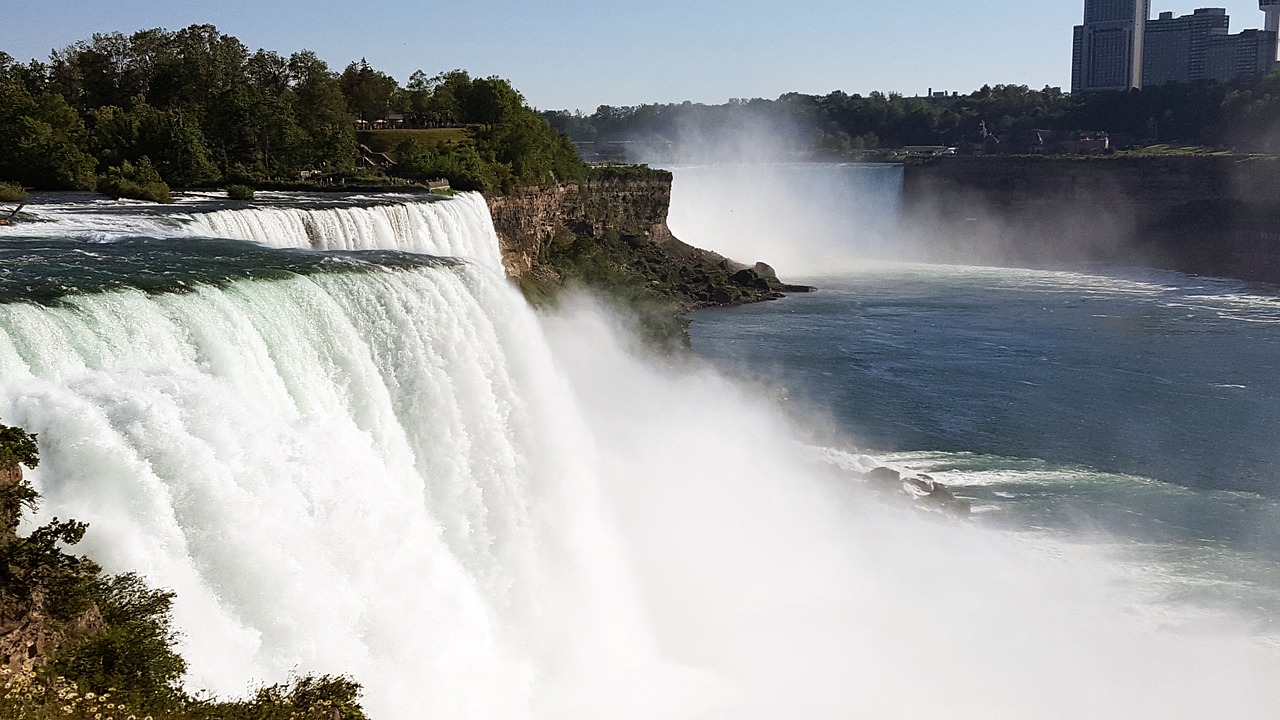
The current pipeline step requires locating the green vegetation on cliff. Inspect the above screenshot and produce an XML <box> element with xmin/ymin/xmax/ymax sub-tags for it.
<box><xmin>0</xmin><ymin>423</ymin><xmax>368</xmax><ymax>720</ymax></box>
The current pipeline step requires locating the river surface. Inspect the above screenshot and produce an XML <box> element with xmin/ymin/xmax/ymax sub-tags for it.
<box><xmin>681</xmin><ymin>166</ymin><xmax>1280</xmax><ymax>643</ymax></box>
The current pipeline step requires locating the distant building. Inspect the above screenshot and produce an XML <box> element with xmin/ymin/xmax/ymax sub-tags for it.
<box><xmin>1142</xmin><ymin>8</ymin><xmax>1277</xmax><ymax>86</ymax></box>
<box><xmin>1143</xmin><ymin>8</ymin><xmax>1229</xmax><ymax>86</ymax></box>
<box><xmin>1263</xmin><ymin>0</ymin><xmax>1280</xmax><ymax>59</ymax></box>
<box><xmin>1075</xmin><ymin>2</ymin><xmax>1279</xmax><ymax>93</ymax></box>
<box><xmin>1205</xmin><ymin>27</ymin><xmax>1279</xmax><ymax>79</ymax></box>
<box><xmin>1073</xmin><ymin>0</ymin><xmax>1152</xmax><ymax>93</ymax></box>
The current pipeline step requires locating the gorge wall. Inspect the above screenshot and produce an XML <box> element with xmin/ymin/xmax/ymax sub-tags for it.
<box><xmin>901</xmin><ymin>156</ymin><xmax>1280</xmax><ymax>283</ymax></box>
<box><xmin>485</xmin><ymin>173</ymin><xmax>797</xmax><ymax>309</ymax></box>
<box><xmin>486</xmin><ymin>175</ymin><xmax>677</xmax><ymax>279</ymax></box>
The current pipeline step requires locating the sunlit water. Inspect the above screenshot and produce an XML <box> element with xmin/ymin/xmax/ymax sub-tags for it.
<box><xmin>680</xmin><ymin>164</ymin><xmax>1280</xmax><ymax>647</ymax></box>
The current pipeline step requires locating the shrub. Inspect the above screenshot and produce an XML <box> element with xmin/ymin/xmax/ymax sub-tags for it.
<box><xmin>0</xmin><ymin>423</ymin><xmax>39</xmax><ymax>468</ymax></box>
<box><xmin>97</xmin><ymin>158</ymin><xmax>173</xmax><ymax>203</ymax></box>
<box><xmin>225</xmin><ymin>184</ymin><xmax>255</xmax><ymax>201</ymax></box>
<box><xmin>53</xmin><ymin>573</ymin><xmax>188</xmax><ymax>711</ymax></box>
<box><xmin>585</xmin><ymin>164</ymin><xmax>672</xmax><ymax>182</ymax></box>
<box><xmin>0</xmin><ymin>181</ymin><xmax>27</xmax><ymax>203</ymax></box>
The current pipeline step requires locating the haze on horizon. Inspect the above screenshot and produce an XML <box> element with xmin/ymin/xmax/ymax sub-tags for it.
<box><xmin>2</xmin><ymin>1</ymin><xmax>1273</xmax><ymax>110</ymax></box>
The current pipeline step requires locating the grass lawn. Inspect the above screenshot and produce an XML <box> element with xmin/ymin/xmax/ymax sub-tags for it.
<box><xmin>358</xmin><ymin>128</ymin><xmax>471</xmax><ymax>158</ymax></box>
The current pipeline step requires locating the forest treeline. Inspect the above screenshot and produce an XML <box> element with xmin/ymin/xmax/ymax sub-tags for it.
<box><xmin>545</xmin><ymin>74</ymin><xmax>1280</xmax><ymax>156</ymax></box>
<box><xmin>9</xmin><ymin>24</ymin><xmax>1280</xmax><ymax>199</ymax></box>
<box><xmin>0</xmin><ymin>24</ymin><xmax>584</xmax><ymax>196</ymax></box>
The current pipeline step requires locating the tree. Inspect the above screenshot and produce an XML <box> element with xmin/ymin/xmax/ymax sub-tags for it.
<box><xmin>340</xmin><ymin>59</ymin><xmax>398</xmax><ymax>121</ymax></box>
<box><xmin>423</xmin><ymin>70</ymin><xmax>471</xmax><ymax>126</ymax></box>
<box><xmin>459</xmin><ymin>75</ymin><xmax>524</xmax><ymax>127</ymax></box>
<box><xmin>148</xmin><ymin>24</ymin><xmax>249</xmax><ymax>109</ymax></box>
<box><xmin>290</xmin><ymin>51</ymin><xmax>357</xmax><ymax>169</ymax></box>
<box><xmin>54</xmin><ymin>573</ymin><xmax>188</xmax><ymax>710</ymax></box>
<box><xmin>246</xmin><ymin>49</ymin><xmax>291</xmax><ymax>97</ymax></box>
<box><xmin>205</xmin><ymin>87</ymin><xmax>304</xmax><ymax>175</ymax></box>
<box><xmin>0</xmin><ymin>82</ymin><xmax>97</xmax><ymax>189</ymax></box>
<box><xmin>89</xmin><ymin>99</ymin><xmax>217</xmax><ymax>186</ymax></box>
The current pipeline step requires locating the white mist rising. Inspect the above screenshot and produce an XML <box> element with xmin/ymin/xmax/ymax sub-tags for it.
<box><xmin>0</xmin><ymin>195</ymin><xmax>1277</xmax><ymax>718</ymax></box>
<box><xmin>542</xmin><ymin>296</ymin><xmax>1280</xmax><ymax>719</ymax></box>
<box><xmin>666</xmin><ymin>163</ymin><xmax>910</xmax><ymax>278</ymax></box>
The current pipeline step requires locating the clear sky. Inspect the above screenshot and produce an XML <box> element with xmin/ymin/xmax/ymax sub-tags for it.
<box><xmin>0</xmin><ymin>1</ymin><xmax>1271</xmax><ymax>111</ymax></box>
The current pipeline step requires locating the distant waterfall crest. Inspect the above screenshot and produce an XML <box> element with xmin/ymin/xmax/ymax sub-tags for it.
<box><xmin>185</xmin><ymin>192</ymin><xmax>506</xmax><ymax>271</ymax></box>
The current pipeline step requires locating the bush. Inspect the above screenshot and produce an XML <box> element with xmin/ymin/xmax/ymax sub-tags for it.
<box><xmin>225</xmin><ymin>184</ymin><xmax>255</xmax><ymax>201</ymax></box>
<box><xmin>53</xmin><ymin>572</ymin><xmax>188</xmax><ymax>711</ymax></box>
<box><xmin>0</xmin><ymin>423</ymin><xmax>39</xmax><ymax>468</ymax></box>
<box><xmin>585</xmin><ymin>164</ymin><xmax>672</xmax><ymax>182</ymax></box>
<box><xmin>0</xmin><ymin>180</ymin><xmax>27</xmax><ymax>203</ymax></box>
<box><xmin>97</xmin><ymin>158</ymin><xmax>173</xmax><ymax>203</ymax></box>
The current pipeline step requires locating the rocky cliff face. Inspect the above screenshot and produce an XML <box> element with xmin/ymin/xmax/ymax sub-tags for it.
<box><xmin>901</xmin><ymin>156</ymin><xmax>1280</xmax><ymax>282</ymax></box>
<box><xmin>485</xmin><ymin>174</ymin><xmax>804</xmax><ymax>310</ymax></box>
<box><xmin>487</xmin><ymin>176</ymin><xmax>680</xmax><ymax>278</ymax></box>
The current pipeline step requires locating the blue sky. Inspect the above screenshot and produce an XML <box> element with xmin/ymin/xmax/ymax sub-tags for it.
<box><xmin>0</xmin><ymin>1</ymin><xmax>1270</xmax><ymax>111</ymax></box>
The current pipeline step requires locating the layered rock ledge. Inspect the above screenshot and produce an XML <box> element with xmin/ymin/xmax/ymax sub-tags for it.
<box><xmin>486</xmin><ymin>171</ymin><xmax>812</xmax><ymax>311</ymax></box>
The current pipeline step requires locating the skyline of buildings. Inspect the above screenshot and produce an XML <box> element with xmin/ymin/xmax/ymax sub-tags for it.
<box><xmin>1072</xmin><ymin>1</ymin><xmax>1278</xmax><ymax>93</ymax></box>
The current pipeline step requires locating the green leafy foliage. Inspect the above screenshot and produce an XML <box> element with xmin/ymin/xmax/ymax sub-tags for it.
<box><xmin>88</xmin><ymin>100</ymin><xmax>218</xmax><ymax>187</ymax></box>
<box><xmin>0</xmin><ymin>82</ymin><xmax>98</xmax><ymax>189</ymax></box>
<box><xmin>4</xmin><ymin>518</ymin><xmax>100</xmax><ymax>622</ymax></box>
<box><xmin>53</xmin><ymin>573</ymin><xmax>188</xmax><ymax>711</ymax></box>
<box><xmin>224</xmin><ymin>184</ymin><xmax>254</xmax><ymax>200</ymax></box>
<box><xmin>0</xmin><ymin>181</ymin><xmax>26</xmax><ymax>203</ymax></box>
<box><xmin>97</xmin><ymin>158</ymin><xmax>174</xmax><ymax>203</ymax></box>
<box><xmin>188</xmin><ymin>675</ymin><xmax>368</xmax><ymax>720</ymax></box>
<box><xmin>585</xmin><ymin>164</ymin><xmax>671</xmax><ymax>182</ymax></box>
<box><xmin>0</xmin><ymin>424</ymin><xmax>39</xmax><ymax>468</ymax></box>
<box><xmin>528</xmin><ymin>229</ymin><xmax>692</xmax><ymax>350</ymax></box>
<box><xmin>391</xmin><ymin>138</ymin><xmax>495</xmax><ymax>191</ymax></box>
<box><xmin>3</xmin><ymin>26</ymin><xmax>587</xmax><ymax>191</ymax></box>
<box><xmin>341</xmin><ymin>59</ymin><xmax>398</xmax><ymax>121</ymax></box>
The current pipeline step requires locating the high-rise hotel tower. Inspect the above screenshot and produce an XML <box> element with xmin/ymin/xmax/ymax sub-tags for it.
<box><xmin>1263</xmin><ymin>0</ymin><xmax>1280</xmax><ymax>59</ymax></box>
<box><xmin>1072</xmin><ymin>0</ymin><xmax>1152</xmax><ymax>92</ymax></box>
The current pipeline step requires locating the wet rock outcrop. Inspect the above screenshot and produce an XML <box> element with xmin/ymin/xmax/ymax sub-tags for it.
<box><xmin>863</xmin><ymin>465</ymin><xmax>972</xmax><ymax>518</ymax></box>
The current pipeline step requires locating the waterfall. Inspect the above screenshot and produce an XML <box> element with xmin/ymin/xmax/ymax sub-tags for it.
<box><xmin>185</xmin><ymin>192</ymin><xmax>507</xmax><ymax>271</ymax></box>
<box><xmin>2</xmin><ymin>193</ymin><xmax>1279</xmax><ymax>719</ymax></box>
<box><xmin>0</xmin><ymin>261</ymin><xmax>656</xmax><ymax>719</ymax></box>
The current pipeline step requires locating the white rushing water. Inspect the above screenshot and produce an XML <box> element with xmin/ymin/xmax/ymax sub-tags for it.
<box><xmin>1</xmin><ymin>194</ymin><xmax>1279</xmax><ymax>718</ymax></box>
<box><xmin>185</xmin><ymin>192</ymin><xmax>506</xmax><ymax>269</ymax></box>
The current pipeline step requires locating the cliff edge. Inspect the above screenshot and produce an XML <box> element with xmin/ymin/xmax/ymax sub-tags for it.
<box><xmin>486</xmin><ymin>169</ymin><xmax>809</xmax><ymax>315</ymax></box>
